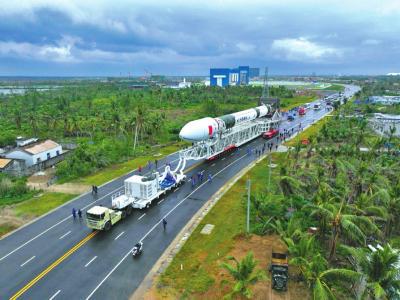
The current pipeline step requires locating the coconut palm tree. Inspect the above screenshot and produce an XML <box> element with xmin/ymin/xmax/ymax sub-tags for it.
<box><xmin>341</xmin><ymin>244</ymin><xmax>400</xmax><ymax>299</ymax></box>
<box><xmin>293</xmin><ymin>253</ymin><xmax>360</xmax><ymax>300</ymax></box>
<box><xmin>220</xmin><ymin>251</ymin><xmax>266</xmax><ymax>299</ymax></box>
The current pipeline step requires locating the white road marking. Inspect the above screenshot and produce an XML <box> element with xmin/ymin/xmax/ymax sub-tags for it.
<box><xmin>157</xmin><ymin>199</ymin><xmax>165</xmax><ymax>205</ymax></box>
<box><xmin>211</xmin><ymin>163</ymin><xmax>216</xmax><ymax>167</ymax></box>
<box><xmin>58</xmin><ymin>230</ymin><xmax>71</xmax><ymax>240</ymax></box>
<box><xmin>114</xmin><ymin>232</ymin><xmax>125</xmax><ymax>241</ymax></box>
<box><xmin>86</xmin><ymin>153</ymin><xmax>248</xmax><ymax>300</ymax></box>
<box><xmin>174</xmin><ymin>187</ymin><xmax>180</xmax><ymax>192</ymax></box>
<box><xmin>231</xmin><ymin>153</ymin><xmax>235</xmax><ymax>156</ymax></box>
<box><xmin>20</xmin><ymin>255</ymin><xmax>35</xmax><ymax>267</ymax></box>
<box><xmin>221</xmin><ymin>157</ymin><xmax>226</xmax><ymax>161</ymax></box>
<box><xmin>138</xmin><ymin>213</ymin><xmax>146</xmax><ymax>220</ymax></box>
<box><xmin>0</xmin><ymin>157</ymin><xmax>181</xmax><ymax>262</ymax></box>
<box><xmin>85</xmin><ymin>256</ymin><xmax>97</xmax><ymax>268</ymax></box>
<box><xmin>49</xmin><ymin>289</ymin><xmax>61</xmax><ymax>300</ymax></box>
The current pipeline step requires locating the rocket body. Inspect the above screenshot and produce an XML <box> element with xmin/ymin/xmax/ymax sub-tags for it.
<box><xmin>179</xmin><ymin>105</ymin><xmax>270</xmax><ymax>142</ymax></box>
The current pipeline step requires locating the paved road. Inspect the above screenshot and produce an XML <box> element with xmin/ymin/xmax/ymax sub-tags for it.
<box><xmin>0</xmin><ymin>85</ymin><xmax>359</xmax><ymax>299</ymax></box>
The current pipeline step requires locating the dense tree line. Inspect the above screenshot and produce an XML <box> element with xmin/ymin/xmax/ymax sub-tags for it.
<box><xmin>0</xmin><ymin>83</ymin><xmax>294</xmax><ymax>181</ymax></box>
<box><xmin>249</xmin><ymin>110</ymin><xmax>400</xmax><ymax>298</ymax></box>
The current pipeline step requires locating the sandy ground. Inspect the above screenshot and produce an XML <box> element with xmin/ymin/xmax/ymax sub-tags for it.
<box><xmin>144</xmin><ymin>234</ymin><xmax>310</xmax><ymax>300</ymax></box>
<box><xmin>27</xmin><ymin>168</ymin><xmax>90</xmax><ymax>194</ymax></box>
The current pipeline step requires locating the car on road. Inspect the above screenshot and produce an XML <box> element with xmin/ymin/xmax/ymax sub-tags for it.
<box><xmin>263</xmin><ymin>129</ymin><xmax>279</xmax><ymax>139</ymax></box>
<box><xmin>287</xmin><ymin>115</ymin><xmax>295</xmax><ymax>121</ymax></box>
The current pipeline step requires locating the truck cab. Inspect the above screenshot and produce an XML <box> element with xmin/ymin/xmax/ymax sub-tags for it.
<box><xmin>86</xmin><ymin>206</ymin><xmax>122</xmax><ymax>231</ymax></box>
<box><xmin>270</xmin><ymin>251</ymin><xmax>289</xmax><ymax>292</ymax></box>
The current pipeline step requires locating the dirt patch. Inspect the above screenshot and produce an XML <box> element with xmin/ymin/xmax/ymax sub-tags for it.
<box><xmin>144</xmin><ymin>234</ymin><xmax>310</xmax><ymax>300</ymax></box>
<box><xmin>46</xmin><ymin>183</ymin><xmax>90</xmax><ymax>194</ymax></box>
<box><xmin>27</xmin><ymin>168</ymin><xmax>90</xmax><ymax>194</ymax></box>
<box><xmin>0</xmin><ymin>207</ymin><xmax>27</xmax><ymax>238</ymax></box>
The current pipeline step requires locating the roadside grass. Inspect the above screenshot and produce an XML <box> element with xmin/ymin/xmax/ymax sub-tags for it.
<box><xmin>76</xmin><ymin>143</ymin><xmax>184</xmax><ymax>186</ymax></box>
<box><xmin>158</xmin><ymin>156</ymin><xmax>280</xmax><ymax>297</ymax></box>
<box><xmin>0</xmin><ymin>190</ymin><xmax>38</xmax><ymax>207</ymax></box>
<box><xmin>0</xmin><ymin>224</ymin><xmax>19</xmax><ymax>237</ymax></box>
<box><xmin>323</xmin><ymin>84</ymin><xmax>344</xmax><ymax>91</ymax></box>
<box><xmin>285</xmin><ymin>116</ymin><xmax>329</xmax><ymax>147</ymax></box>
<box><xmin>14</xmin><ymin>192</ymin><xmax>77</xmax><ymax>218</ymax></box>
<box><xmin>281</xmin><ymin>95</ymin><xmax>317</xmax><ymax>110</ymax></box>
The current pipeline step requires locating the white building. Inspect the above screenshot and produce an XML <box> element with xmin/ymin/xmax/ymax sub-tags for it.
<box><xmin>5</xmin><ymin>139</ymin><xmax>63</xmax><ymax>167</ymax></box>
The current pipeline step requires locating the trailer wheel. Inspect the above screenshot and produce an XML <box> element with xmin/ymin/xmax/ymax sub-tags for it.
<box><xmin>146</xmin><ymin>203</ymin><xmax>150</xmax><ymax>209</ymax></box>
<box><xmin>121</xmin><ymin>210</ymin><xmax>127</xmax><ymax>219</ymax></box>
<box><xmin>104</xmin><ymin>221</ymin><xmax>111</xmax><ymax>231</ymax></box>
<box><xmin>126</xmin><ymin>206</ymin><xmax>133</xmax><ymax>216</ymax></box>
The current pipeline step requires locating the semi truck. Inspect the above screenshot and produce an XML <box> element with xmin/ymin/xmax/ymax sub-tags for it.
<box><xmin>85</xmin><ymin>166</ymin><xmax>186</xmax><ymax>230</ymax></box>
<box><xmin>269</xmin><ymin>251</ymin><xmax>289</xmax><ymax>292</ymax></box>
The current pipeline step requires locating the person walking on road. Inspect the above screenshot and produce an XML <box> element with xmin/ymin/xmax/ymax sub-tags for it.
<box><xmin>138</xmin><ymin>165</ymin><xmax>142</xmax><ymax>173</ymax></box>
<box><xmin>78</xmin><ymin>209</ymin><xmax>82</xmax><ymax>219</ymax></box>
<box><xmin>72</xmin><ymin>208</ymin><xmax>76</xmax><ymax>219</ymax></box>
<box><xmin>191</xmin><ymin>176</ymin><xmax>196</xmax><ymax>188</ymax></box>
<box><xmin>162</xmin><ymin>218</ymin><xmax>167</xmax><ymax>230</ymax></box>
<box><xmin>155</xmin><ymin>159</ymin><xmax>158</xmax><ymax>168</ymax></box>
<box><xmin>208</xmin><ymin>174</ymin><xmax>212</xmax><ymax>183</ymax></box>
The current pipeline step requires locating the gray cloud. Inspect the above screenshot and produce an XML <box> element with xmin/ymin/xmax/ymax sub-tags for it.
<box><xmin>0</xmin><ymin>0</ymin><xmax>400</xmax><ymax>75</ymax></box>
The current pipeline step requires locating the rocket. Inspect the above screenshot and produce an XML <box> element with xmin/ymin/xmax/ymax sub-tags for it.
<box><xmin>179</xmin><ymin>105</ymin><xmax>270</xmax><ymax>142</ymax></box>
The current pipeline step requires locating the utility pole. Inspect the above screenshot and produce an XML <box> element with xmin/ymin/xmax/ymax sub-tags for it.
<box><xmin>246</xmin><ymin>179</ymin><xmax>251</xmax><ymax>233</ymax></box>
<box><xmin>268</xmin><ymin>154</ymin><xmax>272</xmax><ymax>194</ymax></box>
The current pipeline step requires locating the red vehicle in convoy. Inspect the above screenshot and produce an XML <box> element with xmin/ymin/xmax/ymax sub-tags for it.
<box><xmin>299</xmin><ymin>107</ymin><xmax>306</xmax><ymax>116</ymax></box>
<box><xmin>263</xmin><ymin>129</ymin><xmax>279</xmax><ymax>139</ymax></box>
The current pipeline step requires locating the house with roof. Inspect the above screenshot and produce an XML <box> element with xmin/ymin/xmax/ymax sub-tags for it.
<box><xmin>5</xmin><ymin>139</ymin><xmax>63</xmax><ymax>167</ymax></box>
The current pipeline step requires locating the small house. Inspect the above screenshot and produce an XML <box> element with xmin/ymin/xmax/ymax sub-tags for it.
<box><xmin>5</xmin><ymin>139</ymin><xmax>63</xmax><ymax>167</ymax></box>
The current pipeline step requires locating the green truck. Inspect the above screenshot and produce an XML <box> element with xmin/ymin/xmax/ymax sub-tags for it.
<box><xmin>85</xmin><ymin>206</ymin><xmax>123</xmax><ymax>231</ymax></box>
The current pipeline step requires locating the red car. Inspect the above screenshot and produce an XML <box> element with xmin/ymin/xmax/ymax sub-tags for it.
<box><xmin>263</xmin><ymin>129</ymin><xmax>279</xmax><ymax>139</ymax></box>
<box><xmin>299</xmin><ymin>107</ymin><xmax>306</xmax><ymax>115</ymax></box>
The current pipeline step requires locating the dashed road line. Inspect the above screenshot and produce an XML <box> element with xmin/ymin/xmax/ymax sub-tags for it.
<box><xmin>58</xmin><ymin>231</ymin><xmax>71</xmax><ymax>240</ymax></box>
<box><xmin>10</xmin><ymin>231</ymin><xmax>98</xmax><ymax>300</ymax></box>
<box><xmin>86</xmin><ymin>153</ymin><xmax>248</xmax><ymax>299</ymax></box>
<box><xmin>49</xmin><ymin>290</ymin><xmax>61</xmax><ymax>300</ymax></box>
<box><xmin>157</xmin><ymin>199</ymin><xmax>165</xmax><ymax>205</ymax></box>
<box><xmin>85</xmin><ymin>256</ymin><xmax>97</xmax><ymax>268</ymax></box>
<box><xmin>20</xmin><ymin>256</ymin><xmax>35</xmax><ymax>267</ymax></box>
<box><xmin>138</xmin><ymin>213</ymin><xmax>146</xmax><ymax>221</ymax></box>
<box><xmin>114</xmin><ymin>232</ymin><xmax>125</xmax><ymax>241</ymax></box>
<box><xmin>211</xmin><ymin>163</ymin><xmax>216</xmax><ymax>167</ymax></box>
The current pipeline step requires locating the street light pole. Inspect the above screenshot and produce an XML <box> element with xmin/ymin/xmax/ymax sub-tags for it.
<box><xmin>247</xmin><ymin>179</ymin><xmax>251</xmax><ymax>233</ymax></box>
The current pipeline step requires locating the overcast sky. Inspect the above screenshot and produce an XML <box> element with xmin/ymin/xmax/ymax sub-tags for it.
<box><xmin>0</xmin><ymin>0</ymin><xmax>399</xmax><ymax>76</ymax></box>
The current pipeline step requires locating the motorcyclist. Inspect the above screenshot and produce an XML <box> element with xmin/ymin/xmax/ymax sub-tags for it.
<box><xmin>78</xmin><ymin>209</ymin><xmax>82</xmax><ymax>219</ymax></box>
<box><xmin>72</xmin><ymin>208</ymin><xmax>76</xmax><ymax>219</ymax></box>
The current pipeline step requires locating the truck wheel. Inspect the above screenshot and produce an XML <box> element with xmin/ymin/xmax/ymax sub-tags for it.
<box><xmin>146</xmin><ymin>203</ymin><xmax>150</xmax><ymax>209</ymax></box>
<box><xmin>126</xmin><ymin>206</ymin><xmax>133</xmax><ymax>216</ymax></box>
<box><xmin>121</xmin><ymin>210</ymin><xmax>127</xmax><ymax>219</ymax></box>
<box><xmin>104</xmin><ymin>221</ymin><xmax>111</xmax><ymax>231</ymax></box>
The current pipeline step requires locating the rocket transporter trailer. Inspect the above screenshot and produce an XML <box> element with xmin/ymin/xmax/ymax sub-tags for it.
<box><xmin>85</xmin><ymin>166</ymin><xmax>186</xmax><ymax>230</ymax></box>
<box><xmin>86</xmin><ymin>104</ymin><xmax>280</xmax><ymax>231</ymax></box>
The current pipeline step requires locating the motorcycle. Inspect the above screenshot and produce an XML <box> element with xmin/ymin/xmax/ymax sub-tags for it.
<box><xmin>132</xmin><ymin>242</ymin><xmax>143</xmax><ymax>258</ymax></box>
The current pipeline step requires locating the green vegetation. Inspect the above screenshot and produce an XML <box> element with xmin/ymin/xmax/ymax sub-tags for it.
<box><xmin>323</xmin><ymin>84</ymin><xmax>344</xmax><ymax>91</ymax></box>
<box><xmin>0</xmin><ymin>83</ymin><xmax>310</xmax><ymax>183</ymax></box>
<box><xmin>158</xmin><ymin>99</ymin><xmax>400</xmax><ymax>299</ymax></box>
<box><xmin>220</xmin><ymin>252</ymin><xmax>266</xmax><ymax>299</ymax></box>
<box><xmin>14</xmin><ymin>192</ymin><xmax>77</xmax><ymax>218</ymax></box>
<box><xmin>0</xmin><ymin>174</ymin><xmax>36</xmax><ymax>206</ymax></box>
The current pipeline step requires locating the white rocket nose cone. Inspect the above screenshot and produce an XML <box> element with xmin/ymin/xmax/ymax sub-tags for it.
<box><xmin>179</xmin><ymin>121</ymin><xmax>206</xmax><ymax>142</ymax></box>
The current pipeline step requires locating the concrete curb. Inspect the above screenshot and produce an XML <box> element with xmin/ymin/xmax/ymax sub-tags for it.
<box><xmin>131</xmin><ymin>154</ymin><xmax>269</xmax><ymax>299</ymax></box>
<box><xmin>131</xmin><ymin>107</ymin><xmax>335</xmax><ymax>299</ymax></box>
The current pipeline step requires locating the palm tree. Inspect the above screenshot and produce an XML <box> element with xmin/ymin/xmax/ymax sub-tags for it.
<box><xmin>341</xmin><ymin>244</ymin><xmax>400</xmax><ymax>299</ymax></box>
<box><xmin>293</xmin><ymin>253</ymin><xmax>360</xmax><ymax>299</ymax></box>
<box><xmin>220</xmin><ymin>251</ymin><xmax>266</xmax><ymax>299</ymax></box>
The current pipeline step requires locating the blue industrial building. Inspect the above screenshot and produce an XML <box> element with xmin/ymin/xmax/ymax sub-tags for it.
<box><xmin>210</xmin><ymin>66</ymin><xmax>250</xmax><ymax>87</ymax></box>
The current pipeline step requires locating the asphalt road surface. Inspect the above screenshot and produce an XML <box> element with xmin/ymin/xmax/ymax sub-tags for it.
<box><xmin>0</xmin><ymin>85</ymin><xmax>359</xmax><ymax>300</ymax></box>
